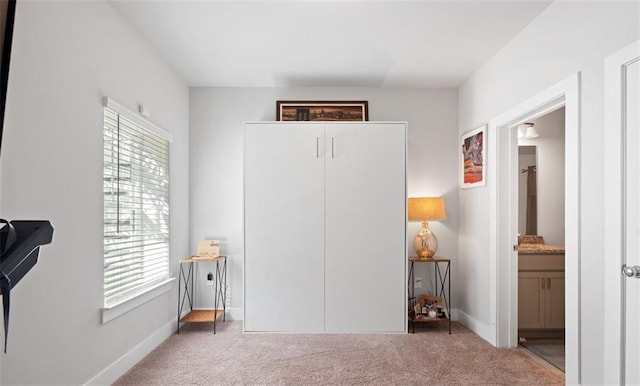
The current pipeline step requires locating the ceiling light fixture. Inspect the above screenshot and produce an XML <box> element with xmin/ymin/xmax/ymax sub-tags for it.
<box><xmin>518</xmin><ymin>122</ymin><xmax>539</xmax><ymax>139</ymax></box>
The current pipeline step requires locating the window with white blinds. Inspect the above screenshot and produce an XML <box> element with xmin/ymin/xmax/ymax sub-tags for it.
<box><xmin>103</xmin><ymin>106</ymin><xmax>170</xmax><ymax>308</ymax></box>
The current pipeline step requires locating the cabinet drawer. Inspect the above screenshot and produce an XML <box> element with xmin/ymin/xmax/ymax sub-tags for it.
<box><xmin>518</xmin><ymin>254</ymin><xmax>564</xmax><ymax>271</ymax></box>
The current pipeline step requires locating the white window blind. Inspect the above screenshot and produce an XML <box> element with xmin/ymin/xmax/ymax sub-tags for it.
<box><xmin>103</xmin><ymin>106</ymin><xmax>170</xmax><ymax>308</ymax></box>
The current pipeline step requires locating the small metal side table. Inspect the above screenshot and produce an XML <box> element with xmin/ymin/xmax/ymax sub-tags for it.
<box><xmin>408</xmin><ymin>256</ymin><xmax>451</xmax><ymax>334</ymax></box>
<box><xmin>177</xmin><ymin>256</ymin><xmax>227</xmax><ymax>334</ymax></box>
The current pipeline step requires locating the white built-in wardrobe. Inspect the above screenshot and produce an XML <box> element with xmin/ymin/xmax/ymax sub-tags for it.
<box><xmin>244</xmin><ymin>122</ymin><xmax>407</xmax><ymax>333</ymax></box>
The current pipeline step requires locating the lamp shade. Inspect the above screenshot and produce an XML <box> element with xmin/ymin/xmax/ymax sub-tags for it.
<box><xmin>524</xmin><ymin>125</ymin><xmax>539</xmax><ymax>139</ymax></box>
<box><xmin>408</xmin><ymin>197</ymin><xmax>447</xmax><ymax>222</ymax></box>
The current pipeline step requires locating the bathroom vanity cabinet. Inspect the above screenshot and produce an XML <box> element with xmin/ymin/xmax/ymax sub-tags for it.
<box><xmin>518</xmin><ymin>253</ymin><xmax>565</xmax><ymax>330</ymax></box>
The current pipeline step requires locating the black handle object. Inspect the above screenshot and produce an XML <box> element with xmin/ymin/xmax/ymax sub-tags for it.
<box><xmin>1</xmin><ymin>272</ymin><xmax>10</xmax><ymax>353</ymax></box>
<box><xmin>0</xmin><ymin>219</ymin><xmax>16</xmax><ymax>256</ymax></box>
<box><xmin>0</xmin><ymin>220</ymin><xmax>53</xmax><ymax>353</ymax></box>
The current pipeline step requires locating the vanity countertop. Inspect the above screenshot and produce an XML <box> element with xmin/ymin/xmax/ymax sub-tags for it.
<box><xmin>517</xmin><ymin>243</ymin><xmax>565</xmax><ymax>255</ymax></box>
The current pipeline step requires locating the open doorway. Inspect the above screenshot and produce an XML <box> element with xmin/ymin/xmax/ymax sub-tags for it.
<box><xmin>487</xmin><ymin>73</ymin><xmax>580</xmax><ymax>384</ymax></box>
<box><xmin>516</xmin><ymin>108</ymin><xmax>566</xmax><ymax>372</ymax></box>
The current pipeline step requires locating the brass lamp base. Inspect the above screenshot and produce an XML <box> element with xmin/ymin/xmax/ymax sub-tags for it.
<box><xmin>413</xmin><ymin>221</ymin><xmax>438</xmax><ymax>258</ymax></box>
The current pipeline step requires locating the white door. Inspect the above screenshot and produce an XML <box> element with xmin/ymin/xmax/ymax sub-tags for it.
<box><xmin>605</xmin><ymin>40</ymin><xmax>640</xmax><ymax>385</ymax></box>
<box><xmin>324</xmin><ymin>123</ymin><xmax>406</xmax><ymax>332</ymax></box>
<box><xmin>622</xmin><ymin>51</ymin><xmax>640</xmax><ymax>385</ymax></box>
<box><xmin>244</xmin><ymin>123</ymin><xmax>325</xmax><ymax>332</ymax></box>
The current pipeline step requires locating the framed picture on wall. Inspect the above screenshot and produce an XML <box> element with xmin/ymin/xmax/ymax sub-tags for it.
<box><xmin>460</xmin><ymin>125</ymin><xmax>487</xmax><ymax>188</ymax></box>
<box><xmin>276</xmin><ymin>100</ymin><xmax>369</xmax><ymax>121</ymax></box>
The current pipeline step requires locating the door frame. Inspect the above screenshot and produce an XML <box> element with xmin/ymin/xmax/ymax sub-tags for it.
<box><xmin>487</xmin><ymin>73</ymin><xmax>581</xmax><ymax>384</ymax></box>
<box><xmin>604</xmin><ymin>39</ymin><xmax>640</xmax><ymax>385</ymax></box>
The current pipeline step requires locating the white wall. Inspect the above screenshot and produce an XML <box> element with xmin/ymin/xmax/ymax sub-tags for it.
<box><xmin>458</xmin><ymin>2</ymin><xmax>639</xmax><ymax>383</ymax></box>
<box><xmin>189</xmin><ymin>87</ymin><xmax>459</xmax><ymax>316</ymax></box>
<box><xmin>518</xmin><ymin>108</ymin><xmax>565</xmax><ymax>246</ymax></box>
<box><xmin>0</xmin><ymin>2</ymin><xmax>189</xmax><ymax>384</ymax></box>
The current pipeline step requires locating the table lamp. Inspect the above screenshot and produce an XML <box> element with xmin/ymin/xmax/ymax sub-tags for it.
<box><xmin>408</xmin><ymin>197</ymin><xmax>447</xmax><ymax>258</ymax></box>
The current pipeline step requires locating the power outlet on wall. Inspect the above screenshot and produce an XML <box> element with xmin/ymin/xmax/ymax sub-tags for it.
<box><xmin>206</xmin><ymin>272</ymin><xmax>214</xmax><ymax>286</ymax></box>
<box><xmin>415</xmin><ymin>277</ymin><xmax>422</xmax><ymax>289</ymax></box>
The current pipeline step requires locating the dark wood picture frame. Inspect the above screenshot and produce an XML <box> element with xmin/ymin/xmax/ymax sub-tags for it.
<box><xmin>276</xmin><ymin>100</ymin><xmax>369</xmax><ymax>122</ymax></box>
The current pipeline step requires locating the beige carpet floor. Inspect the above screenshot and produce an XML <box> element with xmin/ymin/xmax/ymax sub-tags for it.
<box><xmin>115</xmin><ymin>321</ymin><xmax>564</xmax><ymax>385</ymax></box>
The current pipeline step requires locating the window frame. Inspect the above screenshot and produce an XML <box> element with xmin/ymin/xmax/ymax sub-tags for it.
<box><xmin>101</xmin><ymin>97</ymin><xmax>174</xmax><ymax>324</ymax></box>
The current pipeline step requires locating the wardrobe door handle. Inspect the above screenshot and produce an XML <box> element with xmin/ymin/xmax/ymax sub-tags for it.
<box><xmin>331</xmin><ymin>137</ymin><xmax>336</xmax><ymax>158</ymax></box>
<box><xmin>541</xmin><ymin>277</ymin><xmax>545</xmax><ymax>289</ymax></box>
<box><xmin>316</xmin><ymin>137</ymin><xmax>320</xmax><ymax>158</ymax></box>
<box><xmin>547</xmin><ymin>278</ymin><xmax>551</xmax><ymax>289</ymax></box>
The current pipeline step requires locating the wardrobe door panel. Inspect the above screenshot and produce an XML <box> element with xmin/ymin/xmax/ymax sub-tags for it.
<box><xmin>244</xmin><ymin>123</ymin><xmax>325</xmax><ymax>332</ymax></box>
<box><xmin>324</xmin><ymin>123</ymin><xmax>406</xmax><ymax>332</ymax></box>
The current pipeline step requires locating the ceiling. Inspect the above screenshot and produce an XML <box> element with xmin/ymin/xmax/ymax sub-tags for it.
<box><xmin>110</xmin><ymin>0</ymin><xmax>552</xmax><ymax>88</ymax></box>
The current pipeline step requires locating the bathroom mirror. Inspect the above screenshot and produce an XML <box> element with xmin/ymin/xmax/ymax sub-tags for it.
<box><xmin>518</xmin><ymin>146</ymin><xmax>537</xmax><ymax>235</ymax></box>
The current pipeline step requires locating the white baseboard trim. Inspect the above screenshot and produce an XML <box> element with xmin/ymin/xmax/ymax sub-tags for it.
<box><xmin>227</xmin><ymin>307</ymin><xmax>243</xmax><ymax>321</ymax></box>
<box><xmin>454</xmin><ymin>309</ymin><xmax>495</xmax><ymax>345</ymax></box>
<box><xmin>84</xmin><ymin>319</ymin><xmax>175</xmax><ymax>385</ymax></box>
